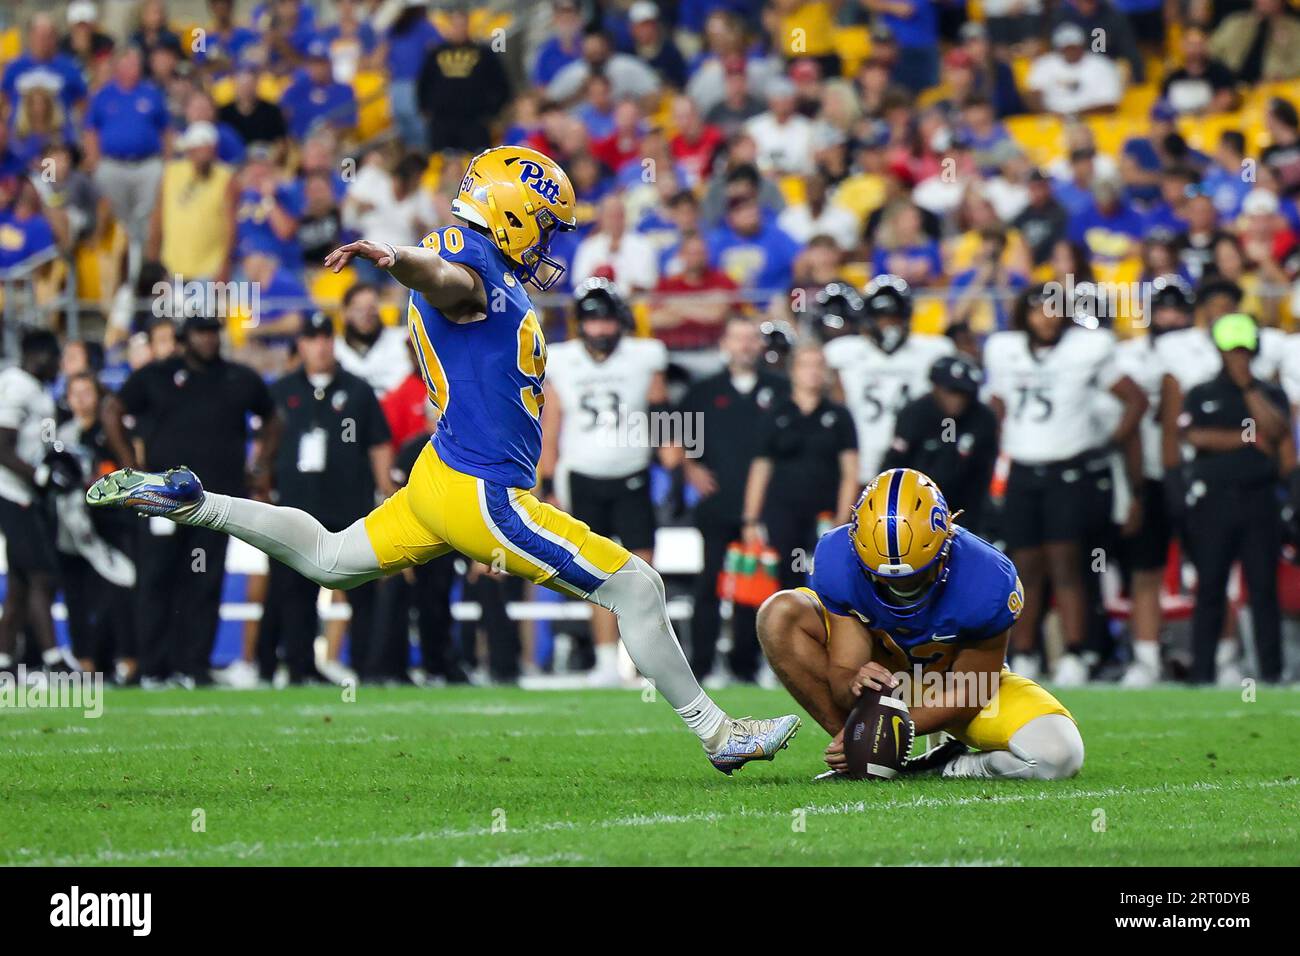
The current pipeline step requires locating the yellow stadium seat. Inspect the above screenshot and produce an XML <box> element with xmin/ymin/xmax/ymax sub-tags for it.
<box><xmin>1119</xmin><ymin>83</ymin><xmax>1159</xmax><ymax>118</ymax></box>
<box><xmin>352</xmin><ymin>69</ymin><xmax>391</xmax><ymax>140</ymax></box>
<box><xmin>1177</xmin><ymin>110</ymin><xmax>1244</xmax><ymax>155</ymax></box>
<box><xmin>0</xmin><ymin>27</ymin><xmax>21</xmax><ymax>66</ymax></box>
<box><xmin>777</xmin><ymin>174</ymin><xmax>807</xmax><ymax>207</ymax></box>
<box><xmin>1010</xmin><ymin>57</ymin><xmax>1033</xmax><ymax>96</ymax></box>
<box><xmin>968</xmin><ymin>0</ymin><xmax>986</xmax><ymax>22</ymax></box>
<box><xmin>1004</xmin><ymin>114</ymin><xmax>1066</xmax><ymax>166</ymax></box>
<box><xmin>912</xmin><ymin>298</ymin><xmax>946</xmax><ymax>336</ymax></box>
<box><xmin>379</xmin><ymin>301</ymin><xmax>402</xmax><ymax>328</ymax></box>
<box><xmin>1085</xmin><ymin>113</ymin><xmax>1147</xmax><ymax>158</ymax></box>
<box><xmin>840</xmin><ymin>262</ymin><xmax>871</xmax><ymax>288</ymax></box>
<box><xmin>831</xmin><ymin>26</ymin><xmax>872</xmax><ymax>76</ymax></box>
<box><xmin>309</xmin><ymin>265</ymin><xmax>357</xmax><ymax>311</ymax></box>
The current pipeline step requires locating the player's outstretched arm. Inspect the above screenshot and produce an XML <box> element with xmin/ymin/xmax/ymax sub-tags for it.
<box><xmin>324</xmin><ymin>240</ymin><xmax>485</xmax><ymax>319</ymax></box>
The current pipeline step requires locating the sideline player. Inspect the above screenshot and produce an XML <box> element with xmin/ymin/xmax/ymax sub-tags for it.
<box><xmin>758</xmin><ymin>468</ymin><xmax>1084</xmax><ymax>780</ymax></box>
<box><xmin>824</xmin><ymin>275</ymin><xmax>954</xmax><ymax>483</ymax></box>
<box><xmin>541</xmin><ymin>278</ymin><xmax>668</xmax><ymax>687</ymax></box>
<box><xmin>87</xmin><ymin>146</ymin><xmax>800</xmax><ymax>774</ymax></box>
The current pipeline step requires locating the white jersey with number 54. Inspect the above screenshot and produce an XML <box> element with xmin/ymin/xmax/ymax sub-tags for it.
<box><xmin>825</xmin><ymin>332</ymin><xmax>955</xmax><ymax>481</ymax></box>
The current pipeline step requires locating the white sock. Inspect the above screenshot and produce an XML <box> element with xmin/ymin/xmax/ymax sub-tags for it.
<box><xmin>1134</xmin><ymin>640</ymin><xmax>1159</xmax><ymax>669</ymax></box>
<box><xmin>41</xmin><ymin>646</ymin><xmax>64</xmax><ymax>666</ymax></box>
<box><xmin>594</xmin><ymin>643</ymin><xmax>618</xmax><ymax>672</ymax></box>
<box><xmin>0</xmin><ymin>653</ymin><xmax>12</xmax><ymax>669</ymax></box>
<box><xmin>675</xmin><ymin>690</ymin><xmax>728</xmax><ymax>750</ymax></box>
<box><xmin>589</xmin><ymin>554</ymin><xmax>729</xmax><ymax>747</ymax></box>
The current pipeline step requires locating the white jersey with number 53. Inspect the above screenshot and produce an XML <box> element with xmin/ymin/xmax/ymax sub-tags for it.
<box><xmin>825</xmin><ymin>332</ymin><xmax>955</xmax><ymax>481</ymax></box>
<box><xmin>546</xmin><ymin>336</ymin><xmax>667</xmax><ymax>479</ymax></box>
<box><xmin>983</xmin><ymin>326</ymin><xmax>1121</xmax><ymax>465</ymax></box>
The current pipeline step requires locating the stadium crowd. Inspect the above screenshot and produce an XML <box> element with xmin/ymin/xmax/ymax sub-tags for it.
<box><xmin>1</xmin><ymin>0</ymin><xmax>1300</xmax><ymax>691</ymax></box>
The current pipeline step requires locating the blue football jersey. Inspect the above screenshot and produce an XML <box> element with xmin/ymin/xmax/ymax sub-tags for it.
<box><xmin>810</xmin><ymin>525</ymin><xmax>1023</xmax><ymax>672</ymax></box>
<box><xmin>407</xmin><ymin>225</ymin><xmax>546</xmax><ymax>489</ymax></box>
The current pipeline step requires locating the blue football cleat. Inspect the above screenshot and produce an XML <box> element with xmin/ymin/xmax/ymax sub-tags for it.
<box><xmin>86</xmin><ymin>467</ymin><xmax>205</xmax><ymax>517</ymax></box>
<box><xmin>708</xmin><ymin>714</ymin><xmax>801</xmax><ymax>775</ymax></box>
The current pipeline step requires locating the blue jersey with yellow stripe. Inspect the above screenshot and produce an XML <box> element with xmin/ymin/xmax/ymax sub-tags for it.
<box><xmin>407</xmin><ymin>225</ymin><xmax>546</xmax><ymax>489</ymax></box>
<box><xmin>810</xmin><ymin>526</ymin><xmax>1023</xmax><ymax>673</ymax></box>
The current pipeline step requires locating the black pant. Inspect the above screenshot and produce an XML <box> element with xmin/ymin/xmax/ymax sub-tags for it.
<box><xmin>763</xmin><ymin>503</ymin><xmax>823</xmax><ymax>591</ymax></box>
<box><xmin>135</xmin><ymin>522</ymin><xmax>229</xmax><ymax>680</ymax></box>
<box><xmin>385</xmin><ymin>555</ymin><xmax>459</xmax><ymax>677</ymax></box>
<box><xmin>59</xmin><ymin>553</ymin><xmax>135</xmax><ymax>672</ymax></box>
<box><xmin>689</xmin><ymin>513</ymin><xmax>759</xmax><ymax>682</ymax></box>
<box><xmin>256</xmin><ymin>560</ymin><xmax>377</xmax><ymax>682</ymax></box>
<box><xmin>1185</xmin><ymin>485</ymin><xmax>1284</xmax><ymax>683</ymax></box>
<box><xmin>464</xmin><ymin>572</ymin><xmax>522</xmax><ymax>681</ymax></box>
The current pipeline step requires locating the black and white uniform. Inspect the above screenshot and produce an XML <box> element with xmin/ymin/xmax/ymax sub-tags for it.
<box><xmin>1154</xmin><ymin>325</ymin><xmax>1285</xmax><ymax>395</ymax></box>
<box><xmin>0</xmin><ymin>366</ymin><xmax>57</xmax><ymax>574</ymax></box>
<box><xmin>824</xmin><ymin>332</ymin><xmax>955</xmax><ymax>482</ymax></box>
<box><xmin>984</xmin><ymin>326</ymin><xmax>1122</xmax><ymax>551</ymax></box>
<box><xmin>547</xmin><ymin>336</ymin><xmax>668</xmax><ymax>553</ymax></box>
<box><xmin>1098</xmin><ymin>335</ymin><xmax>1171</xmax><ymax>570</ymax></box>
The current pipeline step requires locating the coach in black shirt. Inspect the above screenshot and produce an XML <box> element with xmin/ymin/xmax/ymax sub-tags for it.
<box><xmin>1180</xmin><ymin>313</ymin><xmax>1292</xmax><ymax>684</ymax></box>
<box><xmin>882</xmin><ymin>354</ymin><xmax>999</xmax><ymax>533</ymax></box>
<box><xmin>262</xmin><ymin>313</ymin><xmax>394</xmax><ymax>682</ymax></box>
<box><xmin>741</xmin><ymin>345</ymin><xmax>857</xmax><ymax>590</ymax></box>
<box><xmin>103</xmin><ymin>314</ymin><xmax>279</xmax><ymax>686</ymax></box>
<box><xmin>679</xmin><ymin>317</ymin><xmax>789</xmax><ymax>683</ymax></box>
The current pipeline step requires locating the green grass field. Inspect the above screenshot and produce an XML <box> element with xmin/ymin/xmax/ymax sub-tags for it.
<box><xmin>1</xmin><ymin>684</ymin><xmax>1297</xmax><ymax>866</ymax></box>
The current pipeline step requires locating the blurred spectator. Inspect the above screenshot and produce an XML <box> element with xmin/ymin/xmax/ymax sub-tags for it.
<box><xmin>1026</xmin><ymin>23</ymin><xmax>1122</xmax><ymax>116</ymax></box>
<box><xmin>297</xmin><ymin>170</ymin><xmax>349</xmax><ymax>265</ymax></box>
<box><xmin>33</xmin><ymin>143</ymin><xmax>98</xmax><ymax>253</ymax></box>
<box><xmin>574</xmin><ymin>72</ymin><xmax>617</xmax><ymax>139</ymax></box>
<box><xmin>239</xmin><ymin>249</ymin><xmax>309</xmax><ymax>350</ymax></box>
<box><xmin>280</xmin><ymin>39</ymin><xmax>358</xmax><ymax>141</ymax></box>
<box><xmin>871</xmin><ymin>203</ymin><xmax>942</xmax><ymax>287</ymax></box>
<box><xmin>335</xmin><ymin>282</ymin><xmax>414</xmax><ymax>396</ymax></box>
<box><xmin>708</xmin><ymin>172</ymin><xmax>801</xmax><ymax>291</ymax></box>
<box><xmin>0</xmin><ymin>175</ymin><xmax>57</xmax><ymax>270</ymax></box>
<box><xmin>1163</xmin><ymin>26</ymin><xmax>1239</xmax><ymax>115</ymax></box>
<box><xmin>61</xmin><ymin>1</ymin><xmax>116</xmax><ymax>78</ymax></box>
<box><xmin>129</xmin><ymin>0</ymin><xmax>182</xmax><ymax>64</ymax></box>
<box><xmin>85</xmin><ymin>46</ymin><xmax>168</xmax><ymax>279</ymax></box>
<box><xmin>703</xmin><ymin>54</ymin><xmax>766</xmax><ymax>134</ymax></box>
<box><xmin>745</xmin><ymin>77</ymin><xmax>814</xmax><ymax>175</ymax></box>
<box><xmin>11</xmin><ymin>71</ymin><xmax>75</xmax><ymax>171</ymax></box>
<box><xmin>1</xmin><ymin>13</ymin><xmax>88</xmax><ymax>113</ymax></box>
<box><xmin>1201</xmin><ymin>130</ymin><xmax>1253</xmax><ymax>218</ymax></box>
<box><xmin>654</xmin><ymin>232</ymin><xmax>738</xmax><ymax>355</ymax></box>
<box><xmin>548</xmin><ymin>29</ymin><xmax>661</xmax><ymax>103</ymax></box>
<box><xmin>573</xmin><ymin>195</ymin><xmax>660</xmax><ymax>291</ymax></box>
<box><xmin>1209</xmin><ymin>0</ymin><xmax>1300</xmax><ymax>83</ymax></box>
<box><xmin>957</xmin><ymin>21</ymin><xmax>1026</xmax><ymax>119</ymax></box>
<box><xmin>417</xmin><ymin>3</ymin><xmax>511</xmax><ymax>153</ymax></box>
<box><xmin>319</xmin><ymin>0</ymin><xmax>379</xmax><ymax>84</ymax></box>
<box><xmin>384</xmin><ymin>0</ymin><xmax>442</xmax><ymax>148</ymax></box>
<box><xmin>863</xmin><ymin>0</ymin><xmax>939</xmax><ymax>92</ymax></box>
<box><xmin>343</xmin><ymin>151</ymin><xmax>436</xmax><ymax>268</ymax></box>
<box><xmin>627</xmin><ymin>1</ymin><xmax>687</xmax><ymax>87</ymax></box>
<box><xmin>531</xmin><ymin>0</ymin><xmax>584</xmax><ymax>87</ymax></box>
<box><xmin>1261</xmin><ymin>97</ymin><xmax>1300</xmax><ymax>197</ymax></box>
<box><xmin>149</xmin><ymin>121</ymin><xmax>234</xmax><ymax>282</ymax></box>
<box><xmin>184</xmin><ymin>90</ymin><xmax>246</xmax><ymax>165</ymax></box>
<box><xmin>218</xmin><ymin>61</ymin><xmax>289</xmax><ymax>150</ymax></box>
<box><xmin>1014</xmin><ymin>169</ymin><xmax>1069</xmax><ymax>267</ymax></box>
<box><xmin>1048</xmin><ymin>0</ymin><xmax>1145</xmax><ymax>82</ymax></box>
<box><xmin>778</xmin><ymin>171</ymin><xmax>859</xmax><ymax>250</ymax></box>
<box><xmin>235</xmin><ymin>144</ymin><xmax>302</xmax><ymax>268</ymax></box>
<box><xmin>192</xmin><ymin>0</ymin><xmax>260</xmax><ymax>74</ymax></box>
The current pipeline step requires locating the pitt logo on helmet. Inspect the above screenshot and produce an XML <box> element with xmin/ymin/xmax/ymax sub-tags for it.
<box><xmin>849</xmin><ymin>468</ymin><xmax>957</xmax><ymax>616</ymax></box>
<box><xmin>450</xmin><ymin>146</ymin><xmax>577</xmax><ymax>291</ymax></box>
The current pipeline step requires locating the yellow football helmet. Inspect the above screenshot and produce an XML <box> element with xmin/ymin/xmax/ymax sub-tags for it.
<box><xmin>450</xmin><ymin>145</ymin><xmax>577</xmax><ymax>291</ymax></box>
<box><xmin>849</xmin><ymin>468</ymin><xmax>957</xmax><ymax>615</ymax></box>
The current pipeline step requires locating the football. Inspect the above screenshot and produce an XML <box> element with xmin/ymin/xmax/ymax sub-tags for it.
<box><xmin>843</xmin><ymin>690</ymin><xmax>916</xmax><ymax>780</ymax></box>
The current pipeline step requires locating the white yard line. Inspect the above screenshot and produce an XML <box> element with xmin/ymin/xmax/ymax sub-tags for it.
<box><xmin>8</xmin><ymin>777</ymin><xmax>1296</xmax><ymax>868</ymax></box>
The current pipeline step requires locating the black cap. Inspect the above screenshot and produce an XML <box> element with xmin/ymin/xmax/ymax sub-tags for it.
<box><xmin>929</xmin><ymin>355</ymin><xmax>983</xmax><ymax>396</ymax></box>
<box><xmin>181</xmin><ymin>313</ymin><xmax>222</xmax><ymax>334</ymax></box>
<box><xmin>300</xmin><ymin>310</ymin><xmax>334</xmax><ymax>338</ymax></box>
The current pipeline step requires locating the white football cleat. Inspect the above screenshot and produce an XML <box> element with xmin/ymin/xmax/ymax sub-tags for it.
<box><xmin>213</xmin><ymin>659</ymin><xmax>260</xmax><ymax>690</ymax></box>
<box><xmin>1119</xmin><ymin>660</ymin><xmax>1158</xmax><ymax>688</ymax></box>
<box><xmin>1051</xmin><ymin>652</ymin><xmax>1090</xmax><ymax>687</ymax></box>
<box><xmin>1010</xmin><ymin>653</ymin><xmax>1041</xmax><ymax>681</ymax></box>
